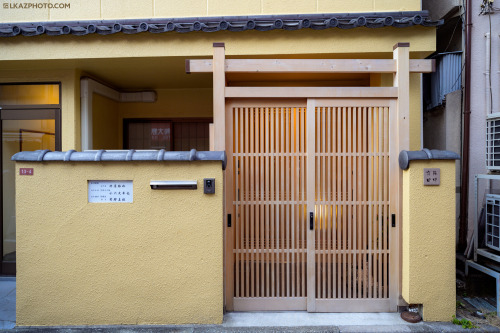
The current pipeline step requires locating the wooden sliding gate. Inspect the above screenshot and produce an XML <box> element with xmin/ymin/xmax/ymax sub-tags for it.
<box><xmin>225</xmin><ymin>98</ymin><xmax>398</xmax><ymax>312</ymax></box>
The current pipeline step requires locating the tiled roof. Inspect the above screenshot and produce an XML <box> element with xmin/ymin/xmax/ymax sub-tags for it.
<box><xmin>0</xmin><ymin>11</ymin><xmax>441</xmax><ymax>37</ymax></box>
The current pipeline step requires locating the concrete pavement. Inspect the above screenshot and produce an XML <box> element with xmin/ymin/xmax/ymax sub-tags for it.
<box><xmin>1</xmin><ymin>278</ymin><xmax>498</xmax><ymax>332</ymax></box>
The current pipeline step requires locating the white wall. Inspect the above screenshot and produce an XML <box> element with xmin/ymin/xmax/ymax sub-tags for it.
<box><xmin>468</xmin><ymin>0</ymin><xmax>500</xmax><ymax>241</ymax></box>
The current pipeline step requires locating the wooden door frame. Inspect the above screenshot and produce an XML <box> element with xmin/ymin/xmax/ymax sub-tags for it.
<box><xmin>187</xmin><ymin>42</ymin><xmax>430</xmax><ymax>311</ymax></box>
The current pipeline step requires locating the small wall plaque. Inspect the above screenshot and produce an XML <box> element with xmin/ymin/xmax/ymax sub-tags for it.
<box><xmin>423</xmin><ymin>168</ymin><xmax>440</xmax><ymax>186</ymax></box>
<box><xmin>19</xmin><ymin>168</ymin><xmax>33</xmax><ymax>176</ymax></box>
<box><xmin>88</xmin><ymin>180</ymin><xmax>133</xmax><ymax>203</ymax></box>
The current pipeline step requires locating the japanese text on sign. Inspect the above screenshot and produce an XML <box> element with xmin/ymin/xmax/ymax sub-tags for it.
<box><xmin>423</xmin><ymin>168</ymin><xmax>440</xmax><ymax>186</ymax></box>
<box><xmin>88</xmin><ymin>180</ymin><xmax>133</xmax><ymax>203</ymax></box>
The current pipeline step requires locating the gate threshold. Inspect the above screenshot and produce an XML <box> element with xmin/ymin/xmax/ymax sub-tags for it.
<box><xmin>223</xmin><ymin>311</ymin><xmax>406</xmax><ymax>327</ymax></box>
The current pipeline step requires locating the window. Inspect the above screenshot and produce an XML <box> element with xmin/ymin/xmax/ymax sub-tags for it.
<box><xmin>124</xmin><ymin>119</ymin><xmax>211</xmax><ymax>151</ymax></box>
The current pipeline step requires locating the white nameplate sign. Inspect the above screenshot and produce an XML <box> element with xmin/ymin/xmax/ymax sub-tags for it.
<box><xmin>88</xmin><ymin>180</ymin><xmax>133</xmax><ymax>203</ymax></box>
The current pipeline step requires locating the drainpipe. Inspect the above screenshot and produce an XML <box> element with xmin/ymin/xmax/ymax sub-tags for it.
<box><xmin>459</xmin><ymin>0</ymin><xmax>472</xmax><ymax>252</ymax></box>
<box><xmin>485</xmin><ymin>32</ymin><xmax>491</xmax><ymax>115</ymax></box>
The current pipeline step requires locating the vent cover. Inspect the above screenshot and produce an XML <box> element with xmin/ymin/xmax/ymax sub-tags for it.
<box><xmin>486</xmin><ymin>193</ymin><xmax>500</xmax><ymax>251</ymax></box>
<box><xmin>486</xmin><ymin>114</ymin><xmax>500</xmax><ymax>171</ymax></box>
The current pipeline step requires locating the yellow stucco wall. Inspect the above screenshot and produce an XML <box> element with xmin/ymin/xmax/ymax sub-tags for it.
<box><xmin>93</xmin><ymin>93</ymin><xmax>120</xmax><ymax>149</ymax></box>
<box><xmin>0</xmin><ymin>0</ymin><xmax>420</xmax><ymax>23</ymax></box>
<box><xmin>402</xmin><ymin>160</ymin><xmax>456</xmax><ymax>322</ymax></box>
<box><xmin>15</xmin><ymin>160</ymin><xmax>224</xmax><ymax>326</ymax></box>
<box><xmin>0</xmin><ymin>27</ymin><xmax>436</xmax><ymax>61</ymax></box>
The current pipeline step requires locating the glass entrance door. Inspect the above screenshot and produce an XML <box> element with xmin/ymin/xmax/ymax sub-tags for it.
<box><xmin>0</xmin><ymin>83</ymin><xmax>61</xmax><ymax>275</ymax></box>
<box><xmin>2</xmin><ymin>119</ymin><xmax>56</xmax><ymax>273</ymax></box>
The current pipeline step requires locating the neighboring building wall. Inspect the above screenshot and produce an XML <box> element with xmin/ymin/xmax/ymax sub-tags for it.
<box><xmin>468</xmin><ymin>1</ymin><xmax>500</xmax><ymax>243</ymax></box>
<box><xmin>423</xmin><ymin>0</ymin><xmax>460</xmax><ymax>21</ymax></box>
<box><xmin>15</xmin><ymin>160</ymin><xmax>224</xmax><ymax>325</ymax></box>
<box><xmin>0</xmin><ymin>0</ymin><xmax>421</xmax><ymax>23</ymax></box>
<box><xmin>423</xmin><ymin>89</ymin><xmax>462</xmax><ymax>241</ymax></box>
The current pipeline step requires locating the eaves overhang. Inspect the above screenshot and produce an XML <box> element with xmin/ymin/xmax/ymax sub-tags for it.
<box><xmin>0</xmin><ymin>10</ymin><xmax>442</xmax><ymax>37</ymax></box>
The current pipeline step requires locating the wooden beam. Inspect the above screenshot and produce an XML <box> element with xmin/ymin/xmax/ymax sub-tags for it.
<box><xmin>225</xmin><ymin>87</ymin><xmax>398</xmax><ymax>98</ymax></box>
<box><xmin>392</xmin><ymin>42</ymin><xmax>410</xmax><ymax>310</ymax></box>
<box><xmin>186</xmin><ymin>59</ymin><xmax>434</xmax><ymax>74</ymax></box>
<box><xmin>213</xmin><ymin>43</ymin><xmax>226</xmax><ymax>151</ymax></box>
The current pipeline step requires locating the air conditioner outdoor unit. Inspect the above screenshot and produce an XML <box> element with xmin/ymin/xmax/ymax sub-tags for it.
<box><xmin>486</xmin><ymin>113</ymin><xmax>500</xmax><ymax>171</ymax></box>
<box><xmin>486</xmin><ymin>193</ymin><xmax>500</xmax><ymax>251</ymax></box>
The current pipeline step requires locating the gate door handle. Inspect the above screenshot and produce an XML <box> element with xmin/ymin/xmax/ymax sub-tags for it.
<box><xmin>310</xmin><ymin>212</ymin><xmax>314</xmax><ymax>230</ymax></box>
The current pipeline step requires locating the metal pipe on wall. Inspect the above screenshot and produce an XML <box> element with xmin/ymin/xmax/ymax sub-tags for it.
<box><xmin>459</xmin><ymin>0</ymin><xmax>472</xmax><ymax>252</ymax></box>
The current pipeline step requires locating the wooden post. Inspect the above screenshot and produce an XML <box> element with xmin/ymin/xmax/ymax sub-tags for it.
<box><xmin>209</xmin><ymin>123</ymin><xmax>214</xmax><ymax>151</ymax></box>
<box><xmin>393</xmin><ymin>42</ymin><xmax>410</xmax><ymax>309</ymax></box>
<box><xmin>213</xmin><ymin>42</ymin><xmax>226</xmax><ymax>151</ymax></box>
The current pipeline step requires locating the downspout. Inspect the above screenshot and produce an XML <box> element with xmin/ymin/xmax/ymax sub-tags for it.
<box><xmin>485</xmin><ymin>32</ymin><xmax>491</xmax><ymax>115</ymax></box>
<box><xmin>459</xmin><ymin>0</ymin><xmax>472</xmax><ymax>252</ymax></box>
<box><xmin>80</xmin><ymin>77</ymin><xmax>157</xmax><ymax>150</ymax></box>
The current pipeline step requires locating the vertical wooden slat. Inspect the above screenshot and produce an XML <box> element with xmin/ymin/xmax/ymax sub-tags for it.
<box><xmin>347</xmin><ymin>106</ymin><xmax>352</xmax><ymax>299</ymax></box>
<box><xmin>326</xmin><ymin>107</ymin><xmax>332</xmax><ymax>299</ymax></box>
<box><xmin>352</xmin><ymin>106</ymin><xmax>358</xmax><ymax>299</ymax></box>
<box><xmin>244</xmin><ymin>107</ymin><xmax>250</xmax><ymax>298</ymax></box>
<box><xmin>265</xmin><ymin>107</ymin><xmax>270</xmax><ymax>297</ymax></box>
<box><xmin>341</xmin><ymin>106</ymin><xmax>347</xmax><ymax>299</ymax></box>
<box><xmin>250</xmin><ymin>107</ymin><xmax>255</xmax><ymax>298</ymax></box>
<box><xmin>292</xmin><ymin>107</ymin><xmax>298</xmax><ymax>298</ymax></box>
<box><xmin>255</xmin><ymin>107</ymin><xmax>260</xmax><ymax>298</ymax></box>
<box><xmin>270</xmin><ymin>106</ymin><xmax>275</xmax><ymax>298</ymax></box>
<box><xmin>378</xmin><ymin>106</ymin><xmax>383</xmax><ymax>298</ymax></box>
<box><xmin>306</xmin><ymin>99</ymin><xmax>316</xmax><ymax>312</ymax></box>
<box><xmin>332</xmin><ymin>107</ymin><xmax>337</xmax><ymax>299</ymax></box>
<box><xmin>321</xmin><ymin>106</ymin><xmax>326</xmax><ymax>299</ymax></box>
<box><xmin>384</xmin><ymin>106</ymin><xmax>389</xmax><ymax>299</ymax></box>
<box><xmin>287</xmin><ymin>107</ymin><xmax>292</xmax><ymax>297</ymax></box>
<box><xmin>235</xmin><ymin>107</ymin><xmax>241</xmax><ymax>299</ymax></box>
<box><xmin>337</xmin><ymin>106</ymin><xmax>342</xmax><ymax>299</ymax></box>
<box><xmin>260</xmin><ymin>107</ymin><xmax>265</xmax><ymax>298</ymax></box>
<box><xmin>362</xmin><ymin>106</ymin><xmax>368</xmax><ymax>299</ymax></box>
<box><xmin>300</xmin><ymin>108</ymin><xmax>309</xmax><ymax>295</ymax></box>
<box><xmin>277</xmin><ymin>108</ymin><xmax>285</xmax><ymax>297</ymax></box>
<box><xmin>368</xmin><ymin>106</ymin><xmax>373</xmax><ymax>299</ymax></box>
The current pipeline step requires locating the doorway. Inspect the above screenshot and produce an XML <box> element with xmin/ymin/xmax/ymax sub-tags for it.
<box><xmin>224</xmin><ymin>98</ymin><xmax>398</xmax><ymax>312</ymax></box>
<box><xmin>0</xmin><ymin>83</ymin><xmax>61</xmax><ymax>275</ymax></box>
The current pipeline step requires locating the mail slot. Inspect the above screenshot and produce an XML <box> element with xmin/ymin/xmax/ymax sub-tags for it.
<box><xmin>150</xmin><ymin>180</ymin><xmax>197</xmax><ymax>190</ymax></box>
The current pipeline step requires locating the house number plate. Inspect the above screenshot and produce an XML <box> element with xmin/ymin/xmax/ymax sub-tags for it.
<box><xmin>88</xmin><ymin>180</ymin><xmax>133</xmax><ymax>203</ymax></box>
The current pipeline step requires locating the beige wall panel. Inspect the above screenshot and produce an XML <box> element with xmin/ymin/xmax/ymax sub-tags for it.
<box><xmin>0</xmin><ymin>27</ymin><xmax>437</xmax><ymax>61</ymax></box>
<box><xmin>374</xmin><ymin>0</ymin><xmax>420</xmax><ymax>11</ymax></box>
<box><xmin>262</xmin><ymin>0</ymin><xmax>316</xmax><ymax>14</ymax></box>
<box><xmin>92</xmin><ymin>93</ymin><xmax>120</xmax><ymax>150</ymax></box>
<box><xmin>207</xmin><ymin>0</ymin><xmax>261</xmax><ymax>16</ymax></box>
<box><xmin>49</xmin><ymin>0</ymin><xmax>100</xmax><ymax>21</ymax></box>
<box><xmin>317</xmin><ymin>0</ymin><xmax>374</xmax><ymax>13</ymax></box>
<box><xmin>154</xmin><ymin>0</ymin><xmax>207</xmax><ymax>18</ymax></box>
<box><xmin>16</xmin><ymin>161</ymin><xmax>224</xmax><ymax>325</ymax></box>
<box><xmin>402</xmin><ymin>160</ymin><xmax>456</xmax><ymax>321</ymax></box>
<box><xmin>409</xmin><ymin>73</ymin><xmax>421</xmax><ymax>150</ymax></box>
<box><xmin>119</xmin><ymin>88</ymin><xmax>212</xmax><ymax>119</ymax></box>
<box><xmin>0</xmin><ymin>0</ymin><xmax>49</xmax><ymax>23</ymax></box>
<box><xmin>101</xmin><ymin>0</ymin><xmax>154</xmax><ymax>19</ymax></box>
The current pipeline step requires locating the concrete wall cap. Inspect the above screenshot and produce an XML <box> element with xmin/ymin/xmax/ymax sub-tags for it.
<box><xmin>12</xmin><ymin>149</ymin><xmax>227</xmax><ymax>170</ymax></box>
<box><xmin>399</xmin><ymin>149</ymin><xmax>460</xmax><ymax>170</ymax></box>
